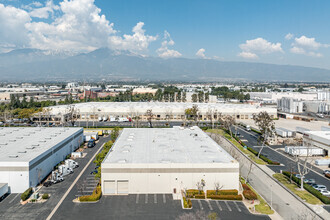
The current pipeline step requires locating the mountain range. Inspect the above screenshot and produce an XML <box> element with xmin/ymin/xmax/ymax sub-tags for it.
<box><xmin>0</xmin><ymin>48</ymin><xmax>329</xmax><ymax>82</ymax></box>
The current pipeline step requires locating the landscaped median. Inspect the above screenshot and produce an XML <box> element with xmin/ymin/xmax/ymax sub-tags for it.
<box><xmin>78</xmin><ymin>184</ymin><xmax>102</xmax><ymax>202</ymax></box>
<box><xmin>277</xmin><ymin>171</ymin><xmax>329</xmax><ymax>205</ymax></box>
<box><xmin>240</xmin><ymin>178</ymin><xmax>274</xmax><ymax>215</ymax></box>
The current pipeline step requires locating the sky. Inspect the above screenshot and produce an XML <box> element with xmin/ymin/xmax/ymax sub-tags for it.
<box><xmin>1</xmin><ymin>0</ymin><xmax>330</xmax><ymax>69</ymax></box>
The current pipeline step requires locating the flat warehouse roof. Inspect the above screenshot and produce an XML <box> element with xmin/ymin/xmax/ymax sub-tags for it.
<box><xmin>0</xmin><ymin>127</ymin><xmax>83</xmax><ymax>163</ymax></box>
<box><xmin>103</xmin><ymin>126</ymin><xmax>237</xmax><ymax>164</ymax></box>
<box><xmin>305</xmin><ymin>131</ymin><xmax>330</xmax><ymax>142</ymax></box>
<box><xmin>47</xmin><ymin>102</ymin><xmax>277</xmax><ymax>115</ymax></box>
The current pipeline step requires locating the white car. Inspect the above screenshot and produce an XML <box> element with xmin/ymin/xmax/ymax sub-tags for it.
<box><xmin>323</xmin><ymin>170</ymin><xmax>330</xmax><ymax>175</ymax></box>
<box><xmin>313</xmin><ymin>185</ymin><xmax>327</xmax><ymax>191</ymax></box>
<box><xmin>319</xmin><ymin>190</ymin><xmax>330</xmax><ymax>197</ymax></box>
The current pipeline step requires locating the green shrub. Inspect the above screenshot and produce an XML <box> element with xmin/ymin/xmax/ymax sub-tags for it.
<box><xmin>42</xmin><ymin>193</ymin><xmax>49</xmax><ymax>200</ymax></box>
<box><xmin>243</xmin><ymin>190</ymin><xmax>257</xmax><ymax>200</ymax></box>
<box><xmin>242</xmin><ymin>184</ymin><xmax>250</xmax><ymax>191</ymax></box>
<box><xmin>282</xmin><ymin>171</ymin><xmax>330</xmax><ymax>204</ymax></box>
<box><xmin>79</xmin><ymin>185</ymin><xmax>102</xmax><ymax>202</ymax></box>
<box><xmin>219</xmin><ymin>189</ymin><xmax>238</xmax><ymax>195</ymax></box>
<box><xmin>188</xmin><ymin>198</ymin><xmax>192</xmax><ymax>208</ymax></box>
<box><xmin>195</xmin><ymin>194</ymin><xmax>206</xmax><ymax>199</ymax></box>
<box><xmin>21</xmin><ymin>187</ymin><xmax>33</xmax><ymax>201</ymax></box>
<box><xmin>30</xmin><ymin>199</ymin><xmax>36</xmax><ymax>203</ymax></box>
<box><xmin>186</xmin><ymin>189</ymin><xmax>204</xmax><ymax>198</ymax></box>
<box><xmin>208</xmin><ymin>195</ymin><xmax>243</xmax><ymax>200</ymax></box>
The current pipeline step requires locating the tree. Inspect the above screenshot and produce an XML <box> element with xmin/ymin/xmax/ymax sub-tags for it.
<box><xmin>219</xmin><ymin>115</ymin><xmax>236</xmax><ymax>137</ymax></box>
<box><xmin>205</xmin><ymin>92</ymin><xmax>210</xmax><ymax>103</ymax></box>
<box><xmin>191</xmin><ymin>94</ymin><xmax>198</xmax><ymax>103</ymax></box>
<box><xmin>182</xmin><ymin>92</ymin><xmax>187</xmax><ymax>102</ymax></box>
<box><xmin>253</xmin><ymin>111</ymin><xmax>275</xmax><ymax>158</ymax></box>
<box><xmin>185</xmin><ymin>105</ymin><xmax>199</xmax><ymax>125</ymax></box>
<box><xmin>198</xmin><ymin>91</ymin><xmax>204</xmax><ymax>102</ymax></box>
<box><xmin>196</xmin><ymin>179</ymin><xmax>205</xmax><ymax>194</ymax></box>
<box><xmin>294</xmin><ymin>144</ymin><xmax>313</xmax><ymax>190</ymax></box>
<box><xmin>66</xmin><ymin>105</ymin><xmax>79</xmax><ymax>126</ymax></box>
<box><xmin>111</xmin><ymin>127</ymin><xmax>120</xmax><ymax>141</ymax></box>
<box><xmin>214</xmin><ymin>182</ymin><xmax>223</xmax><ymax>195</ymax></box>
<box><xmin>176</xmin><ymin>91</ymin><xmax>182</xmax><ymax>102</ymax></box>
<box><xmin>145</xmin><ymin>109</ymin><xmax>154</xmax><ymax>128</ymax></box>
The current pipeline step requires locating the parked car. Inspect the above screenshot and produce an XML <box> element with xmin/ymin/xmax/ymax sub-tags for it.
<box><xmin>304</xmin><ymin>179</ymin><xmax>316</xmax><ymax>185</ymax></box>
<box><xmin>294</xmin><ymin>174</ymin><xmax>303</xmax><ymax>179</ymax></box>
<box><xmin>43</xmin><ymin>181</ymin><xmax>52</xmax><ymax>187</ymax></box>
<box><xmin>87</xmin><ymin>139</ymin><xmax>96</xmax><ymax>148</ymax></box>
<box><xmin>323</xmin><ymin>170</ymin><xmax>330</xmax><ymax>174</ymax></box>
<box><xmin>313</xmin><ymin>185</ymin><xmax>327</xmax><ymax>191</ymax></box>
<box><xmin>90</xmin><ymin>170</ymin><xmax>98</xmax><ymax>175</ymax></box>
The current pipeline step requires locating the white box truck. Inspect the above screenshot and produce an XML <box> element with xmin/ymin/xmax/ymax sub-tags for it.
<box><xmin>246</xmin><ymin>125</ymin><xmax>251</xmax><ymax>131</ymax></box>
<box><xmin>58</xmin><ymin>165</ymin><xmax>73</xmax><ymax>176</ymax></box>
<box><xmin>276</xmin><ymin>128</ymin><xmax>287</xmax><ymax>137</ymax></box>
<box><xmin>0</xmin><ymin>183</ymin><xmax>8</xmax><ymax>199</ymax></box>
<box><xmin>65</xmin><ymin>159</ymin><xmax>79</xmax><ymax>169</ymax></box>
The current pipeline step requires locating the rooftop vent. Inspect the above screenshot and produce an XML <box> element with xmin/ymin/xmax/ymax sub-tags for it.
<box><xmin>212</xmin><ymin>159</ymin><xmax>221</xmax><ymax>163</ymax></box>
<box><xmin>26</xmin><ymin>146</ymin><xmax>35</xmax><ymax>149</ymax></box>
<box><xmin>45</xmin><ymin>137</ymin><xmax>52</xmax><ymax>140</ymax></box>
<box><xmin>0</xmin><ymin>134</ymin><xmax>5</xmax><ymax>136</ymax></box>
<box><xmin>161</xmin><ymin>159</ymin><xmax>171</xmax><ymax>163</ymax></box>
<box><xmin>201</xmin><ymin>145</ymin><xmax>208</xmax><ymax>148</ymax></box>
<box><xmin>0</xmin><ymin>143</ymin><xmax>8</xmax><ymax>145</ymax></box>
<box><xmin>9</xmin><ymin>155</ymin><xmax>18</xmax><ymax>158</ymax></box>
<box><xmin>18</xmin><ymin>150</ymin><xmax>27</xmax><ymax>153</ymax></box>
<box><xmin>127</xmin><ymin>138</ymin><xmax>133</xmax><ymax>141</ymax></box>
<box><xmin>23</xmin><ymin>134</ymin><xmax>30</xmax><ymax>136</ymax></box>
<box><xmin>39</xmin><ymin>140</ymin><xmax>46</xmax><ymax>143</ymax></box>
<box><xmin>16</xmin><ymin>137</ymin><xmax>23</xmax><ymax>139</ymax></box>
<box><xmin>32</xmin><ymin>144</ymin><xmax>39</xmax><ymax>146</ymax></box>
<box><xmin>9</xmin><ymin>140</ymin><xmax>16</xmax><ymax>142</ymax></box>
<box><xmin>117</xmin><ymin>159</ymin><xmax>127</xmax><ymax>163</ymax></box>
<box><xmin>122</xmin><ymin>149</ymin><xmax>130</xmax><ymax>153</ymax></box>
<box><xmin>190</xmin><ymin>133</ymin><xmax>197</xmax><ymax>136</ymax></box>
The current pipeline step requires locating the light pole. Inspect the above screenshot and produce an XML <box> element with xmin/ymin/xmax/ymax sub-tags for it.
<box><xmin>270</xmin><ymin>184</ymin><xmax>273</xmax><ymax>209</ymax></box>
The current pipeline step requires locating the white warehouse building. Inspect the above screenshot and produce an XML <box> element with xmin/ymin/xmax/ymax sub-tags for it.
<box><xmin>45</xmin><ymin>102</ymin><xmax>277</xmax><ymax>121</ymax></box>
<box><xmin>303</xmin><ymin>131</ymin><xmax>330</xmax><ymax>156</ymax></box>
<box><xmin>101</xmin><ymin>126</ymin><xmax>239</xmax><ymax>197</ymax></box>
<box><xmin>0</xmin><ymin>127</ymin><xmax>83</xmax><ymax>193</ymax></box>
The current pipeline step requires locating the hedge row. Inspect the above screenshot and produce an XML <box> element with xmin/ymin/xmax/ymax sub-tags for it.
<box><xmin>186</xmin><ymin>189</ymin><xmax>204</xmax><ymax>198</ymax></box>
<box><xmin>241</xmin><ymin>184</ymin><xmax>257</xmax><ymax>200</ymax></box>
<box><xmin>207</xmin><ymin>189</ymin><xmax>238</xmax><ymax>196</ymax></box>
<box><xmin>183</xmin><ymin>196</ymin><xmax>192</xmax><ymax>208</ymax></box>
<box><xmin>195</xmin><ymin>194</ymin><xmax>206</xmax><ymax>199</ymax></box>
<box><xmin>79</xmin><ymin>185</ymin><xmax>102</xmax><ymax>202</ymax></box>
<box><xmin>208</xmin><ymin>195</ymin><xmax>243</xmax><ymax>200</ymax></box>
<box><xmin>21</xmin><ymin>187</ymin><xmax>33</xmax><ymax>201</ymax></box>
<box><xmin>282</xmin><ymin>171</ymin><xmax>330</xmax><ymax>204</ymax></box>
<box><xmin>247</xmin><ymin>147</ymin><xmax>280</xmax><ymax>165</ymax></box>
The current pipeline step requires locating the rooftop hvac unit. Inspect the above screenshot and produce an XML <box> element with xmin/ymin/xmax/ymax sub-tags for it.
<box><xmin>9</xmin><ymin>155</ymin><xmax>18</xmax><ymax>158</ymax></box>
<box><xmin>18</xmin><ymin>151</ymin><xmax>27</xmax><ymax>153</ymax></box>
<box><xmin>26</xmin><ymin>146</ymin><xmax>35</xmax><ymax>149</ymax></box>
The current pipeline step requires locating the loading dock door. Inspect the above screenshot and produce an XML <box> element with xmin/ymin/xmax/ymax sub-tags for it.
<box><xmin>117</xmin><ymin>180</ymin><xmax>129</xmax><ymax>194</ymax></box>
<box><xmin>104</xmin><ymin>180</ymin><xmax>115</xmax><ymax>194</ymax></box>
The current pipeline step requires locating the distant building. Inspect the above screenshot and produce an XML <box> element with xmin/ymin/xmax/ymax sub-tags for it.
<box><xmin>132</xmin><ymin>88</ymin><xmax>158</xmax><ymax>95</ymax></box>
<box><xmin>303</xmin><ymin>131</ymin><xmax>330</xmax><ymax>156</ymax></box>
<box><xmin>304</xmin><ymin>101</ymin><xmax>330</xmax><ymax>113</ymax></box>
<box><xmin>248</xmin><ymin>92</ymin><xmax>317</xmax><ymax>104</ymax></box>
<box><xmin>277</xmin><ymin>97</ymin><xmax>303</xmax><ymax>113</ymax></box>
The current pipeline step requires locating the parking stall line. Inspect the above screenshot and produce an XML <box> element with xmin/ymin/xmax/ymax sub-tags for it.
<box><xmin>234</xmin><ymin>202</ymin><xmax>241</xmax><ymax>212</ymax></box>
<box><xmin>163</xmin><ymin>194</ymin><xmax>166</xmax><ymax>203</ymax></box>
<box><xmin>145</xmin><ymin>194</ymin><xmax>148</xmax><ymax>203</ymax></box>
<box><xmin>216</xmin><ymin>200</ymin><xmax>222</xmax><ymax>211</ymax></box>
<box><xmin>198</xmin><ymin>200</ymin><xmax>203</xmax><ymax>210</ymax></box>
<box><xmin>224</xmin><ymin>201</ymin><xmax>232</xmax><ymax>211</ymax></box>
<box><xmin>154</xmin><ymin>194</ymin><xmax>157</xmax><ymax>203</ymax></box>
<box><xmin>206</xmin><ymin>200</ymin><xmax>213</xmax><ymax>210</ymax></box>
<box><xmin>136</xmin><ymin>194</ymin><xmax>139</xmax><ymax>204</ymax></box>
<box><xmin>8</xmin><ymin>194</ymin><xmax>20</xmax><ymax>204</ymax></box>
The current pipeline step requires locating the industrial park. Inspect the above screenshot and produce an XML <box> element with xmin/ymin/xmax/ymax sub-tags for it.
<box><xmin>0</xmin><ymin>0</ymin><xmax>330</xmax><ymax>219</ymax></box>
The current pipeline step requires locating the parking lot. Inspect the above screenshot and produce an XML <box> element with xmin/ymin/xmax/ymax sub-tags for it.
<box><xmin>51</xmin><ymin>193</ymin><xmax>269</xmax><ymax>220</ymax></box>
<box><xmin>0</xmin><ymin>136</ymin><xmax>110</xmax><ymax>220</ymax></box>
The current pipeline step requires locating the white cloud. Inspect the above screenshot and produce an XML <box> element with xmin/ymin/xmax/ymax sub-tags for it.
<box><xmin>29</xmin><ymin>1</ymin><xmax>59</xmax><ymax>19</ymax></box>
<box><xmin>196</xmin><ymin>48</ymin><xmax>206</xmax><ymax>58</ymax></box>
<box><xmin>0</xmin><ymin>4</ymin><xmax>31</xmax><ymax>51</ymax></box>
<box><xmin>156</xmin><ymin>30</ymin><xmax>182</xmax><ymax>58</ymax></box>
<box><xmin>285</xmin><ymin>33</ymin><xmax>294</xmax><ymax>40</ymax></box>
<box><xmin>108</xmin><ymin>22</ymin><xmax>157</xmax><ymax>53</ymax></box>
<box><xmin>0</xmin><ymin>0</ymin><xmax>158</xmax><ymax>54</ymax></box>
<box><xmin>239</xmin><ymin>37</ymin><xmax>283</xmax><ymax>54</ymax></box>
<box><xmin>238</xmin><ymin>51</ymin><xmax>258</xmax><ymax>59</ymax></box>
<box><xmin>290</xmin><ymin>35</ymin><xmax>328</xmax><ymax>57</ymax></box>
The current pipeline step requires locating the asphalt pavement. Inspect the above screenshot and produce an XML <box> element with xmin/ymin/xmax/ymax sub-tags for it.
<box><xmin>0</xmin><ymin>135</ymin><xmax>110</xmax><ymax>220</ymax></box>
<box><xmin>233</xmin><ymin>126</ymin><xmax>330</xmax><ymax>194</ymax></box>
